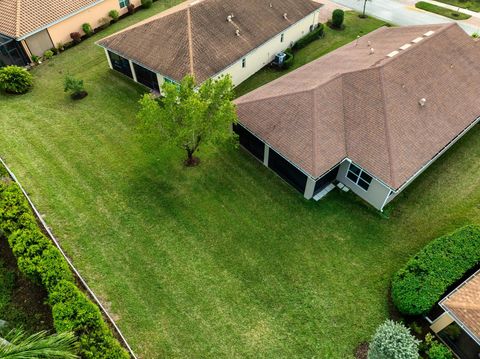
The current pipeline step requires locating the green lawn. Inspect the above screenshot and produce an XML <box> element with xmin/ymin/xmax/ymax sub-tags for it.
<box><xmin>236</xmin><ymin>12</ymin><xmax>389</xmax><ymax>97</ymax></box>
<box><xmin>433</xmin><ymin>0</ymin><xmax>480</xmax><ymax>12</ymax></box>
<box><xmin>415</xmin><ymin>1</ymin><xmax>471</xmax><ymax>20</ymax></box>
<box><xmin>1</xmin><ymin>5</ymin><xmax>480</xmax><ymax>359</ymax></box>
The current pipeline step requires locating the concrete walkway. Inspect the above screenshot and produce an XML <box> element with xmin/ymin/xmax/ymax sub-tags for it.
<box><xmin>329</xmin><ymin>0</ymin><xmax>480</xmax><ymax>34</ymax></box>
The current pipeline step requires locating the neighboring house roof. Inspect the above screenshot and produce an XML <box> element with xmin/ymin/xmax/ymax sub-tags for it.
<box><xmin>441</xmin><ymin>270</ymin><xmax>480</xmax><ymax>343</ymax></box>
<box><xmin>0</xmin><ymin>0</ymin><xmax>102</xmax><ymax>39</ymax></box>
<box><xmin>97</xmin><ymin>0</ymin><xmax>322</xmax><ymax>83</ymax></box>
<box><xmin>235</xmin><ymin>23</ymin><xmax>480</xmax><ymax>189</ymax></box>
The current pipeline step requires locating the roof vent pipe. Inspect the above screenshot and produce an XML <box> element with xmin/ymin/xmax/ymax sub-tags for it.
<box><xmin>369</xmin><ymin>47</ymin><xmax>375</xmax><ymax>55</ymax></box>
<box><xmin>283</xmin><ymin>13</ymin><xmax>288</xmax><ymax>20</ymax></box>
<box><xmin>269</xmin><ymin>3</ymin><xmax>273</xmax><ymax>8</ymax></box>
<box><xmin>235</xmin><ymin>29</ymin><xmax>240</xmax><ymax>36</ymax></box>
<box><xmin>419</xmin><ymin>98</ymin><xmax>427</xmax><ymax>107</ymax></box>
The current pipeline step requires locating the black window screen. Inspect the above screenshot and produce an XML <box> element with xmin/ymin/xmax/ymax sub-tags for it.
<box><xmin>313</xmin><ymin>165</ymin><xmax>339</xmax><ymax>194</ymax></box>
<box><xmin>233</xmin><ymin>124</ymin><xmax>264</xmax><ymax>161</ymax></box>
<box><xmin>133</xmin><ymin>63</ymin><xmax>159</xmax><ymax>91</ymax></box>
<box><xmin>0</xmin><ymin>36</ymin><xmax>28</xmax><ymax>67</ymax></box>
<box><xmin>108</xmin><ymin>51</ymin><xmax>132</xmax><ymax>78</ymax></box>
<box><xmin>268</xmin><ymin>149</ymin><xmax>307</xmax><ymax>193</ymax></box>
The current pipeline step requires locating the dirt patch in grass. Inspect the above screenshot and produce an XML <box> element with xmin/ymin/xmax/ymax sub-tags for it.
<box><xmin>355</xmin><ymin>342</ymin><xmax>369</xmax><ymax>359</ymax></box>
<box><xmin>0</xmin><ymin>238</ymin><xmax>52</xmax><ymax>332</ymax></box>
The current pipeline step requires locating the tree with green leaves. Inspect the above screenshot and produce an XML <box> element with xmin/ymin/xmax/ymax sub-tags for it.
<box><xmin>137</xmin><ymin>75</ymin><xmax>237</xmax><ymax>166</ymax></box>
<box><xmin>0</xmin><ymin>329</ymin><xmax>78</xmax><ymax>358</ymax></box>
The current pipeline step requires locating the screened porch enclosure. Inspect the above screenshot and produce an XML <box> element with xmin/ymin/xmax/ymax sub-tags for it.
<box><xmin>0</xmin><ymin>35</ymin><xmax>28</xmax><ymax>67</ymax></box>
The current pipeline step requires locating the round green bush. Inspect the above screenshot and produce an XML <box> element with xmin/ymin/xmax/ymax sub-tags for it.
<box><xmin>141</xmin><ymin>0</ymin><xmax>153</xmax><ymax>9</ymax></box>
<box><xmin>332</xmin><ymin>9</ymin><xmax>345</xmax><ymax>29</ymax></box>
<box><xmin>44</xmin><ymin>50</ymin><xmax>54</xmax><ymax>59</ymax></box>
<box><xmin>0</xmin><ymin>65</ymin><xmax>33</xmax><ymax>94</ymax></box>
<box><xmin>82</xmin><ymin>22</ymin><xmax>93</xmax><ymax>36</ymax></box>
<box><xmin>368</xmin><ymin>320</ymin><xmax>420</xmax><ymax>359</ymax></box>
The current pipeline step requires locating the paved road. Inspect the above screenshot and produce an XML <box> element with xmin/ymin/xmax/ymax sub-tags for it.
<box><xmin>329</xmin><ymin>0</ymin><xmax>480</xmax><ymax>34</ymax></box>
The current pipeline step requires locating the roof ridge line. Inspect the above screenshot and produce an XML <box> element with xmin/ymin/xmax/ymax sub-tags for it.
<box><xmin>186</xmin><ymin>7</ymin><xmax>195</xmax><ymax>79</ymax></box>
<box><xmin>311</xmin><ymin>88</ymin><xmax>318</xmax><ymax>175</ymax></box>
<box><xmin>377</xmin><ymin>66</ymin><xmax>396</xmax><ymax>187</ymax></box>
<box><xmin>15</xmin><ymin>0</ymin><xmax>22</xmax><ymax>38</ymax></box>
<box><xmin>340</xmin><ymin>74</ymin><xmax>349</xmax><ymax>156</ymax></box>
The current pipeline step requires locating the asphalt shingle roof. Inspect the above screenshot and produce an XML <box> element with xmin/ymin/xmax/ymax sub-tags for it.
<box><xmin>235</xmin><ymin>23</ymin><xmax>480</xmax><ymax>189</ymax></box>
<box><xmin>97</xmin><ymin>0</ymin><xmax>322</xmax><ymax>83</ymax></box>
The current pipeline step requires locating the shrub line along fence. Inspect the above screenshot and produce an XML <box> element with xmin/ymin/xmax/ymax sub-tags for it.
<box><xmin>0</xmin><ymin>156</ymin><xmax>138</xmax><ymax>359</ymax></box>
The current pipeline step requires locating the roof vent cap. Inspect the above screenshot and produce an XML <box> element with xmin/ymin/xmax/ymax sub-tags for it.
<box><xmin>367</xmin><ymin>40</ymin><xmax>371</xmax><ymax>47</ymax></box>
<box><xmin>227</xmin><ymin>14</ymin><xmax>234</xmax><ymax>22</ymax></box>
<box><xmin>423</xmin><ymin>30</ymin><xmax>435</xmax><ymax>37</ymax></box>
<box><xmin>269</xmin><ymin>2</ymin><xmax>273</xmax><ymax>7</ymax></box>
<box><xmin>419</xmin><ymin>98</ymin><xmax>427</xmax><ymax>107</ymax></box>
<box><xmin>235</xmin><ymin>29</ymin><xmax>240</xmax><ymax>36</ymax></box>
<box><xmin>283</xmin><ymin>13</ymin><xmax>288</xmax><ymax>20</ymax></box>
<box><xmin>369</xmin><ymin>47</ymin><xmax>375</xmax><ymax>55</ymax></box>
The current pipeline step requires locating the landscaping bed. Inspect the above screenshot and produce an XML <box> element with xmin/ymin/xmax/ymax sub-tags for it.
<box><xmin>0</xmin><ymin>7</ymin><xmax>479</xmax><ymax>359</ymax></box>
<box><xmin>415</xmin><ymin>2</ymin><xmax>471</xmax><ymax>20</ymax></box>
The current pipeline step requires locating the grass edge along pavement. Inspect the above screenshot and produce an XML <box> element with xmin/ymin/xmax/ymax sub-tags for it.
<box><xmin>415</xmin><ymin>1</ymin><xmax>471</xmax><ymax>20</ymax></box>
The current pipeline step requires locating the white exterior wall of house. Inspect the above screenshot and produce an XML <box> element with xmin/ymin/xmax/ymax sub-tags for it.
<box><xmin>213</xmin><ymin>10</ymin><xmax>320</xmax><ymax>87</ymax></box>
<box><xmin>336</xmin><ymin>159</ymin><xmax>393</xmax><ymax>211</ymax></box>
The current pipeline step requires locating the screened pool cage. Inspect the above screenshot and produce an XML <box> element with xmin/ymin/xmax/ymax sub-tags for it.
<box><xmin>0</xmin><ymin>34</ymin><xmax>29</xmax><ymax>67</ymax></box>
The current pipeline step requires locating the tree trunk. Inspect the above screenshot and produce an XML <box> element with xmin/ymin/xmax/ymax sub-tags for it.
<box><xmin>184</xmin><ymin>147</ymin><xmax>200</xmax><ymax>167</ymax></box>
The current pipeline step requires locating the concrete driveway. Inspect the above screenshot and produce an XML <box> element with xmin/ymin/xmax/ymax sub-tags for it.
<box><xmin>328</xmin><ymin>0</ymin><xmax>480</xmax><ymax>34</ymax></box>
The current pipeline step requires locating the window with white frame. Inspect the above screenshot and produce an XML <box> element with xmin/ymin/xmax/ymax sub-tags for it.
<box><xmin>242</xmin><ymin>58</ymin><xmax>246</xmax><ymax>68</ymax></box>
<box><xmin>119</xmin><ymin>0</ymin><xmax>129</xmax><ymax>8</ymax></box>
<box><xmin>346</xmin><ymin>163</ymin><xmax>373</xmax><ymax>191</ymax></box>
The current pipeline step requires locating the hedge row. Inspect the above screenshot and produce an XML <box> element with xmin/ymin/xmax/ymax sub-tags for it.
<box><xmin>391</xmin><ymin>225</ymin><xmax>480</xmax><ymax>316</ymax></box>
<box><xmin>0</xmin><ymin>169</ymin><xmax>129</xmax><ymax>359</ymax></box>
<box><xmin>292</xmin><ymin>23</ymin><xmax>324</xmax><ymax>51</ymax></box>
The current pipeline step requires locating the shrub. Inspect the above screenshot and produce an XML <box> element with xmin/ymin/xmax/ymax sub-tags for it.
<box><xmin>0</xmin><ymin>65</ymin><xmax>33</xmax><ymax>94</ymax></box>
<box><xmin>44</xmin><ymin>50</ymin><xmax>54</xmax><ymax>59</ymax></box>
<box><xmin>472</xmin><ymin>32</ymin><xmax>480</xmax><ymax>38</ymax></box>
<box><xmin>332</xmin><ymin>9</ymin><xmax>345</xmax><ymax>29</ymax></box>
<box><xmin>70</xmin><ymin>32</ymin><xmax>82</xmax><ymax>44</ymax></box>
<box><xmin>368</xmin><ymin>320</ymin><xmax>420</xmax><ymax>359</ymax></box>
<box><xmin>82</xmin><ymin>23</ymin><xmax>93</xmax><ymax>36</ymax></box>
<box><xmin>0</xmin><ymin>173</ymin><xmax>129</xmax><ymax>358</ymax></box>
<box><xmin>292</xmin><ymin>24</ymin><xmax>324</xmax><ymax>51</ymax></box>
<box><xmin>391</xmin><ymin>225</ymin><xmax>480</xmax><ymax>315</ymax></box>
<box><xmin>64</xmin><ymin>74</ymin><xmax>87</xmax><ymax>100</ymax></box>
<box><xmin>282</xmin><ymin>51</ymin><xmax>294</xmax><ymax>69</ymax></box>
<box><xmin>424</xmin><ymin>334</ymin><xmax>453</xmax><ymax>359</ymax></box>
<box><xmin>108</xmin><ymin>9</ymin><xmax>120</xmax><ymax>22</ymax></box>
<box><xmin>127</xmin><ymin>3</ymin><xmax>135</xmax><ymax>14</ymax></box>
<box><xmin>57</xmin><ymin>43</ymin><xmax>65</xmax><ymax>52</ymax></box>
<box><xmin>141</xmin><ymin>0</ymin><xmax>153</xmax><ymax>9</ymax></box>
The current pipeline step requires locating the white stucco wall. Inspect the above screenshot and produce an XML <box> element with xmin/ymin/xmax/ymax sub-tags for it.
<box><xmin>337</xmin><ymin>160</ymin><xmax>392</xmax><ymax>211</ymax></box>
<box><xmin>212</xmin><ymin>10</ymin><xmax>320</xmax><ymax>87</ymax></box>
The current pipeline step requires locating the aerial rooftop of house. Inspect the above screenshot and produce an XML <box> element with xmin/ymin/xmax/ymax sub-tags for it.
<box><xmin>441</xmin><ymin>270</ymin><xmax>480</xmax><ymax>343</ymax></box>
<box><xmin>97</xmin><ymin>0</ymin><xmax>322</xmax><ymax>83</ymax></box>
<box><xmin>235</xmin><ymin>23</ymin><xmax>480</xmax><ymax>190</ymax></box>
<box><xmin>0</xmin><ymin>0</ymin><xmax>101</xmax><ymax>39</ymax></box>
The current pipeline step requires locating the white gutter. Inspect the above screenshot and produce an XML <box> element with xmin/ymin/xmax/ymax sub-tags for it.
<box><xmin>97</xmin><ymin>6</ymin><xmax>322</xmax><ymax>84</ymax></box>
<box><xmin>394</xmin><ymin>115</ymin><xmax>480</xmax><ymax>194</ymax></box>
<box><xmin>438</xmin><ymin>268</ymin><xmax>480</xmax><ymax>346</ymax></box>
<box><xmin>17</xmin><ymin>0</ymin><xmax>105</xmax><ymax>41</ymax></box>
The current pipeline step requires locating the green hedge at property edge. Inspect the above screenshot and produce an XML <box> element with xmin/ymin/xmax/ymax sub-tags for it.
<box><xmin>0</xmin><ymin>168</ymin><xmax>129</xmax><ymax>359</ymax></box>
<box><xmin>391</xmin><ymin>225</ymin><xmax>480</xmax><ymax>316</ymax></box>
<box><xmin>415</xmin><ymin>2</ymin><xmax>471</xmax><ymax>20</ymax></box>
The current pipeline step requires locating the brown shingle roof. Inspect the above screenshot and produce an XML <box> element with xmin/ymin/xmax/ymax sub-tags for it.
<box><xmin>0</xmin><ymin>0</ymin><xmax>102</xmax><ymax>39</ymax></box>
<box><xmin>235</xmin><ymin>23</ymin><xmax>480</xmax><ymax>189</ymax></box>
<box><xmin>97</xmin><ymin>0</ymin><xmax>322</xmax><ymax>83</ymax></box>
<box><xmin>442</xmin><ymin>271</ymin><xmax>480</xmax><ymax>342</ymax></box>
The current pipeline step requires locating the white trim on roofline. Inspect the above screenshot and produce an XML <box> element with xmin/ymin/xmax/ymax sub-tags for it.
<box><xmin>393</xmin><ymin>115</ymin><xmax>480</xmax><ymax>195</ymax></box>
<box><xmin>17</xmin><ymin>0</ymin><xmax>105</xmax><ymax>40</ymax></box>
<box><xmin>97</xmin><ymin>6</ymin><xmax>322</xmax><ymax>84</ymax></box>
<box><xmin>438</xmin><ymin>268</ymin><xmax>480</xmax><ymax>346</ymax></box>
